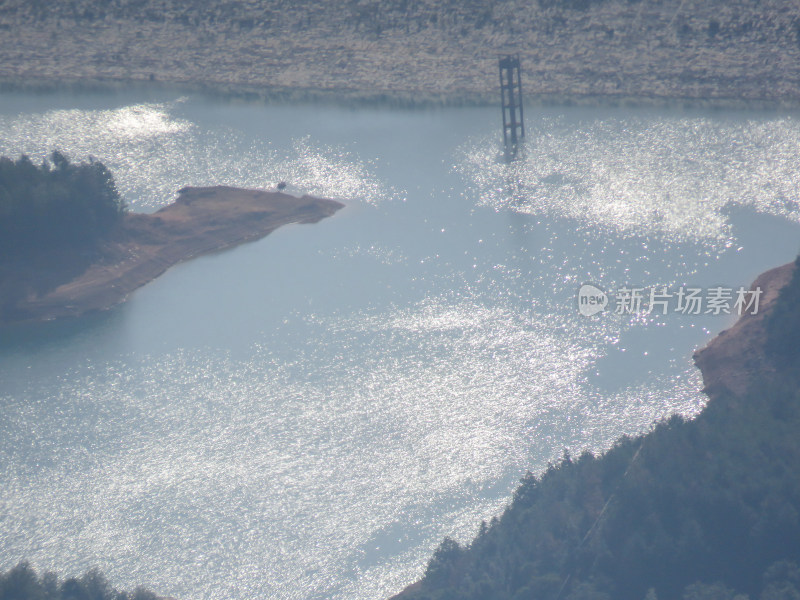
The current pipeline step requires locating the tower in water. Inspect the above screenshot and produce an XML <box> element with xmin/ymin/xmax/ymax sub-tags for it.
<box><xmin>499</xmin><ymin>53</ymin><xmax>525</xmax><ymax>159</ymax></box>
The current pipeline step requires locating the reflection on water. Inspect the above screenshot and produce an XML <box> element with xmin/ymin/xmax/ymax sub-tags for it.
<box><xmin>0</xmin><ymin>100</ymin><xmax>395</xmax><ymax>211</ymax></box>
<box><xmin>459</xmin><ymin>116</ymin><xmax>800</xmax><ymax>246</ymax></box>
<box><xmin>1</xmin><ymin>95</ymin><xmax>799</xmax><ymax>600</ymax></box>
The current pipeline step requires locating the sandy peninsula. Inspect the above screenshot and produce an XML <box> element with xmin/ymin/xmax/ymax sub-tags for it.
<box><xmin>0</xmin><ymin>186</ymin><xmax>343</xmax><ymax>325</ymax></box>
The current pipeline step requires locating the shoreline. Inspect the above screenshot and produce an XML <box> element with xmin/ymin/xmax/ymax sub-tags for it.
<box><xmin>0</xmin><ymin>186</ymin><xmax>344</xmax><ymax>327</ymax></box>
<box><xmin>5</xmin><ymin>76</ymin><xmax>800</xmax><ymax>113</ymax></box>
<box><xmin>391</xmin><ymin>259</ymin><xmax>797</xmax><ymax>600</ymax></box>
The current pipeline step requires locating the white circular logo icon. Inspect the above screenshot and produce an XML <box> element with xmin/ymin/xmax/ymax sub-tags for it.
<box><xmin>577</xmin><ymin>284</ymin><xmax>608</xmax><ymax>316</ymax></box>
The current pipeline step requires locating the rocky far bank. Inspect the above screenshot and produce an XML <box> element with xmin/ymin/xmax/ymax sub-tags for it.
<box><xmin>0</xmin><ymin>186</ymin><xmax>344</xmax><ymax>326</ymax></box>
<box><xmin>693</xmin><ymin>260</ymin><xmax>796</xmax><ymax>398</ymax></box>
<box><xmin>1</xmin><ymin>0</ymin><xmax>800</xmax><ymax>107</ymax></box>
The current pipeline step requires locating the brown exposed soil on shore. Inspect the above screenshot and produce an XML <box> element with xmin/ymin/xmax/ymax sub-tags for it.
<box><xmin>693</xmin><ymin>260</ymin><xmax>796</xmax><ymax>398</ymax></box>
<box><xmin>0</xmin><ymin>186</ymin><xmax>344</xmax><ymax>325</ymax></box>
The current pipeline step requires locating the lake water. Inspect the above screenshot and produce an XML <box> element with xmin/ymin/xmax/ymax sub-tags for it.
<box><xmin>1</xmin><ymin>91</ymin><xmax>800</xmax><ymax>600</ymax></box>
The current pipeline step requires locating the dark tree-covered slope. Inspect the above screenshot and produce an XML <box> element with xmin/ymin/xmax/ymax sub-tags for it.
<box><xmin>0</xmin><ymin>562</ymin><xmax>164</xmax><ymax>600</ymax></box>
<box><xmin>397</xmin><ymin>259</ymin><xmax>800</xmax><ymax>600</ymax></box>
<box><xmin>0</xmin><ymin>151</ymin><xmax>126</xmax><ymax>315</ymax></box>
<box><xmin>0</xmin><ymin>151</ymin><xmax>126</xmax><ymax>258</ymax></box>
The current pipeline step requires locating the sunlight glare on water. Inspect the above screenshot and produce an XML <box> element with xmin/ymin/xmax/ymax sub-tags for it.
<box><xmin>0</xmin><ymin>100</ymin><xmax>394</xmax><ymax>211</ymax></box>
<box><xmin>458</xmin><ymin>116</ymin><xmax>800</xmax><ymax>246</ymax></box>
<box><xmin>1</xmin><ymin>97</ymin><xmax>799</xmax><ymax>600</ymax></box>
<box><xmin>0</xmin><ymin>299</ymin><xmax>705</xmax><ymax>600</ymax></box>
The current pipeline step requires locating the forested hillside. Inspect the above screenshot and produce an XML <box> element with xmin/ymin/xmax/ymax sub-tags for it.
<box><xmin>397</xmin><ymin>258</ymin><xmax>800</xmax><ymax>600</ymax></box>
<box><xmin>0</xmin><ymin>152</ymin><xmax>125</xmax><ymax>258</ymax></box>
<box><xmin>0</xmin><ymin>562</ymin><xmax>163</xmax><ymax>600</ymax></box>
<box><xmin>0</xmin><ymin>151</ymin><xmax>126</xmax><ymax>317</ymax></box>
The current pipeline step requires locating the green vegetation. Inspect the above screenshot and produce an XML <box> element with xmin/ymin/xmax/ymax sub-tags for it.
<box><xmin>0</xmin><ymin>562</ymin><xmax>162</xmax><ymax>600</ymax></box>
<box><xmin>0</xmin><ymin>152</ymin><xmax>126</xmax><ymax>259</ymax></box>
<box><xmin>403</xmin><ymin>264</ymin><xmax>800</xmax><ymax>600</ymax></box>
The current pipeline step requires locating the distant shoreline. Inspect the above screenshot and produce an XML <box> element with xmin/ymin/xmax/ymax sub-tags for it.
<box><xmin>0</xmin><ymin>186</ymin><xmax>344</xmax><ymax>327</ymax></box>
<box><xmin>2</xmin><ymin>0</ymin><xmax>800</xmax><ymax>112</ymax></box>
<box><xmin>3</xmin><ymin>76</ymin><xmax>800</xmax><ymax>113</ymax></box>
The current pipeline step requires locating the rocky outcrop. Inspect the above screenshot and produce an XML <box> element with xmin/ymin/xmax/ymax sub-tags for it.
<box><xmin>693</xmin><ymin>261</ymin><xmax>796</xmax><ymax>397</ymax></box>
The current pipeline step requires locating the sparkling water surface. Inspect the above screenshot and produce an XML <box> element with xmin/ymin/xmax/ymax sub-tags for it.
<box><xmin>1</xmin><ymin>91</ymin><xmax>800</xmax><ymax>600</ymax></box>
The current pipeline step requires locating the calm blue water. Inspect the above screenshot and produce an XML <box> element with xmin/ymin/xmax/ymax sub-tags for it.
<box><xmin>1</xmin><ymin>91</ymin><xmax>800</xmax><ymax>600</ymax></box>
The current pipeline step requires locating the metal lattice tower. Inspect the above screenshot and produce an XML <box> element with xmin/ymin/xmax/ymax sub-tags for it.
<box><xmin>499</xmin><ymin>54</ymin><xmax>525</xmax><ymax>158</ymax></box>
